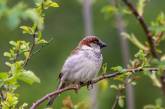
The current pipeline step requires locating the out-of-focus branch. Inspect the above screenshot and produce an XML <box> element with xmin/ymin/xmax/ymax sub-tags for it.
<box><xmin>30</xmin><ymin>67</ymin><xmax>162</xmax><ymax>109</ymax></box>
<box><xmin>82</xmin><ymin>0</ymin><xmax>97</xmax><ymax>109</ymax></box>
<box><xmin>111</xmin><ymin>0</ymin><xmax>135</xmax><ymax>108</ymax></box>
<box><xmin>83</xmin><ymin>0</ymin><xmax>93</xmax><ymax>35</ymax></box>
<box><xmin>122</xmin><ymin>0</ymin><xmax>159</xmax><ymax>59</ymax></box>
<box><xmin>112</xmin><ymin>93</ymin><xmax>120</xmax><ymax>109</ymax></box>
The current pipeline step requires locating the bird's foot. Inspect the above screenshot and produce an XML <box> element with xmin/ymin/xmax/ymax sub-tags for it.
<box><xmin>87</xmin><ymin>81</ymin><xmax>93</xmax><ymax>90</ymax></box>
<box><xmin>79</xmin><ymin>81</ymin><xmax>84</xmax><ymax>85</ymax></box>
<box><xmin>74</xmin><ymin>84</ymin><xmax>81</xmax><ymax>93</ymax></box>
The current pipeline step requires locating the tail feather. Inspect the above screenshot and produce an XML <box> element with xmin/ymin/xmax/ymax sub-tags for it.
<box><xmin>47</xmin><ymin>82</ymin><xmax>64</xmax><ymax>106</ymax></box>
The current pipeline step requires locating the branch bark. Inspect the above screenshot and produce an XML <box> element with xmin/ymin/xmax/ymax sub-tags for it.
<box><xmin>30</xmin><ymin>67</ymin><xmax>160</xmax><ymax>109</ymax></box>
<box><xmin>122</xmin><ymin>0</ymin><xmax>159</xmax><ymax>59</ymax></box>
<box><xmin>23</xmin><ymin>27</ymin><xmax>38</xmax><ymax>67</ymax></box>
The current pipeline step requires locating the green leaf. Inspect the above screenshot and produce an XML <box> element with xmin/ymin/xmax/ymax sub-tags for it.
<box><xmin>137</xmin><ymin>0</ymin><xmax>149</xmax><ymax>16</ymax></box>
<box><xmin>44</xmin><ymin>0</ymin><xmax>59</xmax><ymax>9</ymax></box>
<box><xmin>37</xmin><ymin>39</ymin><xmax>48</xmax><ymax>44</ymax></box>
<box><xmin>150</xmin><ymin>12</ymin><xmax>165</xmax><ymax>35</ymax></box>
<box><xmin>18</xmin><ymin>70</ymin><xmax>40</xmax><ymax>85</ymax></box>
<box><xmin>101</xmin><ymin>63</ymin><xmax>107</xmax><ymax>74</ymax></box>
<box><xmin>49</xmin><ymin>1</ymin><xmax>59</xmax><ymax>8</ymax></box>
<box><xmin>121</xmin><ymin>32</ymin><xmax>148</xmax><ymax>51</ymax></box>
<box><xmin>5</xmin><ymin>61</ymin><xmax>12</xmax><ymax>67</ymax></box>
<box><xmin>110</xmin><ymin>85</ymin><xmax>118</xmax><ymax>90</ymax></box>
<box><xmin>35</xmin><ymin>32</ymin><xmax>48</xmax><ymax>44</ymax></box>
<box><xmin>0</xmin><ymin>73</ymin><xmax>8</xmax><ymax>87</ymax></box>
<box><xmin>149</xmin><ymin>72</ymin><xmax>161</xmax><ymax>88</ymax></box>
<box><xmin>2</xmin><ymin>92</ymin><xmax>18</xmax><ymax>108</ymax></box>
<box><xmin>0</xmin><ymin>72</ymin><xmax>8</xmax><ymax>79</ymax></box>
<box><xmin>3</xmin><ymin>52</ymin><xmax>11</xmax><ymax>58</ymax></box>
<box><xmin>9</xmin><ymin>41</ymin><xmax>17</xmax><ymax>46</ymax></box>
<box><xmin>118</xmin><ymin>96</ymin><xmax>125</xmax><ymax>108</ymax></box>
<box><xmin>111</xmin><ymin>66</ymin><xmax>124</xmax><ymax>72</ymax></box>
<box><xmin>20</xmin><ymin>26</ymin><xmax>33</xmax><ymax>34</ymax></box>
<box><xmin>19</xmin><ymin>103</ymin><xmax>28</xmax><ymax>109</ymax></box>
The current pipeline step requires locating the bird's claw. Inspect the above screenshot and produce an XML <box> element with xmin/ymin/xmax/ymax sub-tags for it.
<box><xmin>87</xmin><ymin>81</ymin><xmax>93</xmax><ymax>90</ymax></box>
<box><xmin>48</xmin><ymin>96</ymin><xmax>51</xmax><ymax>101</ymax></box>
<box><xmin>74</xmin><ymin>84</ymin><xmax>80</xmax><ymax>93</ymax></box>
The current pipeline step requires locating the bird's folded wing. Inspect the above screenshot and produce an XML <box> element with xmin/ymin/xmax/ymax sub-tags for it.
<box><xmin>60</xmin><ymin>53</ymin><xmax>87</xmax><ymax>80</ymax></box>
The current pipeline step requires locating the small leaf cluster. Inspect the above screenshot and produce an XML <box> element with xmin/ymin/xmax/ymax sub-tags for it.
<box><xmin>101</xmin><ymin>0</ymin><xmax>165</xmax><ymax>108</ymax></box>
<box><xmin>0</xmin><ymin>0</ymin><xmax>59</xmax><ymax>108</ymax></box>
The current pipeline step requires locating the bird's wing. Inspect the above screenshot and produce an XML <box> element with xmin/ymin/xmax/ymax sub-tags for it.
<box><xmin>59</xmin><ymin>51</ymin><xmax>85</xmax><ymax>81</ymax></box>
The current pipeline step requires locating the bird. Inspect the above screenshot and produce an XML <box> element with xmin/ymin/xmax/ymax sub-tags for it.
<box><xmin>47</xmin><ymin>35</ymin><xmax>107</xmax><ymax>106</ymax></box>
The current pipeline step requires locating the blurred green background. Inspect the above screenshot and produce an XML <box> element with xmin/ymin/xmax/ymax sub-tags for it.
<box><xmin>0</xmin><ymin>0</ymin><xmax>165</xmax><ymax>109</ymax></box>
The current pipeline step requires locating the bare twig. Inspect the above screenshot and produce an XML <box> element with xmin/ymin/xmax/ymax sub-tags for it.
<box><xmin>122</xmin><ymin>0</ymin><xmax>159</xmax><ymax>59</ymax></box>
<box><xmin>30</xmin><ymin>67</ymin><xmax>161</xmax><ymax>109</ymax></box>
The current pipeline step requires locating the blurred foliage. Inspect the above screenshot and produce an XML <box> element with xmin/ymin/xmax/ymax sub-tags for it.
<box><xmin>0</xmin><ymin>0</ymin><xmax>58</xmax><ymax>108</ymax></box>
<box><xmin>143</xmin><ymin>98</ymin><xmax>165</xmax><ymax>109</ymax></box>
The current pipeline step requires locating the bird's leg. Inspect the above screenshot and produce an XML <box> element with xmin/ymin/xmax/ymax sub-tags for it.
<box><xmin>79</xmin><ymin>81</ymin><xmax>84</xmax><ymax>85</ymax></box>
<box><xmin>48</xmin><ymin>96</ymin><xmax>51</xmax><ymax>102</ymax></box>
<box><xmin>73</xmin><ymin>83</ymin><xmax>81</xmax><ymax>93</ymax></box>
<box><xmin>87</xmin><ymin>81</ymin><xmax>93</xmax><ymax>90</ymax></box>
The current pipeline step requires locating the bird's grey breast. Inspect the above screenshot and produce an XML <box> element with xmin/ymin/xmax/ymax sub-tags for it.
<box><xmin>83</xmin><ymin>49</ymin><xmax>102</xmax><ymax>64</ymax></box>
<box><xmin>60</xmin><ymin>48</ymin><xmax>103</xmax><ymax>83</ymax></box>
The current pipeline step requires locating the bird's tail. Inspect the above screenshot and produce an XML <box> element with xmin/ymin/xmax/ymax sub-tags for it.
<box><xmin>47</xmin><ymin>82</ymin><xmax>64</xmax><ymax>106</ymax></box>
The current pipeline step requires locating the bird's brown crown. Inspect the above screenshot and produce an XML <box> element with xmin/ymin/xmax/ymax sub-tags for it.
<box><xmin>79</xmin><ymin>36</ymin><xmax>99</xmax><ymax>47</ymax></box>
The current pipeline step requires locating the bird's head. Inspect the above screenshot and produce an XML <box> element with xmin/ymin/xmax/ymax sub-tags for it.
<box><xmin>79</xmin><ymin>36</ymin><xmax>107</xmax><ymax>49</ymax></box>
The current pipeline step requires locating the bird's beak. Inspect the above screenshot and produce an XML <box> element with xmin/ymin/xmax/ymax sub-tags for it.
<box><xmin>99</xmin><ymin>40</ymin><xmax>107</xmax><ymax>48</ymax></box>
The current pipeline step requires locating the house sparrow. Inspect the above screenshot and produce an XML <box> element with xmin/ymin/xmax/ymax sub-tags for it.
<box><xmin>48</xmin><ymin>35</ymin><xmax>106</xmax><ymax>105</ymax></box>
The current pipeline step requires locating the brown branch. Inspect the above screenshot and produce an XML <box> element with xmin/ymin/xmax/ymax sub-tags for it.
<box><xmin>30</xmin><ymin>67</ymin><xmax>160</xmax><ymax>109</ymax></box>
<box><xmin>23</xmin><ymin>28</ymin><xmax>38</xmax><ymax>67</ymax></box>
<box><xmin>122</xmin><ymin>0</ymin><xmax>159</xmax><ymax>59</ymax></box>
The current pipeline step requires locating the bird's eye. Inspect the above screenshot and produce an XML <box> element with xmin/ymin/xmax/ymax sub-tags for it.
<box><xmin>93</xmin><ymin>40</ymin><xmax>99</xmax><ymax>43</ymax></box>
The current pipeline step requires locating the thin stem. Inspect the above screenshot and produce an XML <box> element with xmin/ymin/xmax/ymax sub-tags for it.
<box><xmin>23</xmin><ymin>27</ymin><xmax>38</xmax><ymax>67</ymax></box>
<box><xmin>111</xmin><ymin>93</ymin><xmax>120</xmax><ymax>109</ymax></box>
